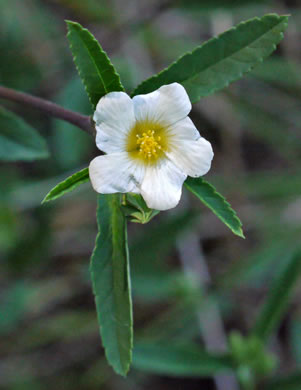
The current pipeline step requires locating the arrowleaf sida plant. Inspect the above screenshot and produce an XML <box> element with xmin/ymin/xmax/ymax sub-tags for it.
<box><xmin>0</xmin><ymin>12</ymin><xmax>294</xmax><ymax>387</ymax></box>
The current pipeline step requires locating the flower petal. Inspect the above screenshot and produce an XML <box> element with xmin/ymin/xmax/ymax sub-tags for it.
<box><xmin>166</xmin><ymin>117</ymin><xmax>200</xmax><ymax>141</ymax></box>
<box><xmin>89</xmin><ymin>153</ymin><xmax>145</xmax><ymax>194</ymax></box>
<box><xmin>141</xmin><ymin>160</ymin><xmax>187</xmax><ymax>211</ymax></box>
<box><xmin>133</xmin><ymin>83</ymin><xmax>191</xmax><ymax>126</ymax></box>
<box><xmin>93</xmin><ymin>92</ymin><xmax>135</xmax><ymax>153</ymax></box>
<box><xmin>166</xmin><ymin>136</ymin><xmax>214</xmax><ymax>178</ymax></box>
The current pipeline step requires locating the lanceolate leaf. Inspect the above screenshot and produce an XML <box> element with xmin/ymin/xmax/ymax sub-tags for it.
<box><xmin>184</xmin><ymin>177</ymin><xmax>244</xmax><ymax>238</ymax></box>
<box><xmin>66</xmin><ymin>21</ymin><xmax>131</xmax><ymax>375</ymax></box>
<box><xmin>252</xmin><ymin>251</ymin><xmax>301</xmax><ymax>341</ymax></box>
<box><xmin>90</xmin><ymin>194</ymin><xmax>133</xmax><ymax>376</ymax></box>
<box><xmin>132</xmin><ymin>14</ymin><xmax>289</xmax><ymax>103</ymax></box>
<box><xmin>133</xmin><ymin>343</ymin><xmax>234</xmax><ymax>376</ymax></box>
<box><xmin>66</xmin><ymin>21</ymin><xmax>124</xmax><ymax>108</ymax></box>
<box><xmin>0</xmin><ymin>106</ymin><xmax>49</xmax><ymax>161</ymax></box>
<box><xmin>42</xmin><ymin>167</ymin><xmax>89</xmax><ymax>203</ymax></box>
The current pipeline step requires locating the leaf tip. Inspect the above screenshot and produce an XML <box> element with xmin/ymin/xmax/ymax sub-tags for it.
<box><xmin>41</xmin><ymin>194</ymin><xmax>50</xmax><ymax>205</ymax></box>
<box><xmin>65</xmin><ymin>19</ymin><xmax>77</xmax><ymax>26</ymax></box>
<box><xmin>65</xmin><ymin>20</ymin><xmax>82</xmax><ymax>34</ymax></box>
<box><xmin>236</xmin><ymin>229</ymin><xmax>245</xmax><ymax>239</ymax></box>
<box><xmin>119</xmin><ymin>365</ymin><xmax>131</xmax><ymax>377</ymax></box>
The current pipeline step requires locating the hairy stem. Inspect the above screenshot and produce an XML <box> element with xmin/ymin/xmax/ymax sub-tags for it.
<box><xmin>0</xmin><ymin>85</ymin><xmax>95</xmax><ymax>136</ymax></box>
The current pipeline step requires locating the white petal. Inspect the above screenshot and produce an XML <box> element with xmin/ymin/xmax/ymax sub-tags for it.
<box><xmin>93</xmin><ymin>92</ymin><xmax>135</xmax><ymax>153</ymax></box>
<box><xmin>133</xmin><ymin>83</ymin><xmax>191</xmax><ymax>126</ymax></box>
<box><xmin>166</xmin><ymin>117</ymin><xmax>200</xmax><ymax>141</ymax></box>
<box><xmin>141</xmin><ymin>159</ymin><xmax>187</xmax><ymax>211</ymax></box>
<box><xmin>166</xmin><ymin>136</ymin><xmax>214</xmax><ymax>178</ymax></box>
<box><xmin>89</xmin><ymin>153</ymin><xmax>145</xmax><ymax>194</ymax></box>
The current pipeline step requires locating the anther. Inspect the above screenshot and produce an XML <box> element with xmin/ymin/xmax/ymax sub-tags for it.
<box><xmin>135</xmin><ymin>128</ymin><xmax>163</xmax><ymax>160</ymax></box>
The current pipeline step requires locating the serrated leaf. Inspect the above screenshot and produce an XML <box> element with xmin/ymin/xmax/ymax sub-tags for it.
<box><xmin>133</xmin><ymin>343</ymin><xmax>234</xmax><ymax>376</ymax></box>
<box><xmin>132</xmin><ymin>14</ymin><xmax>289</xmax><ymax>103</ymax></box>
<box><xmin>252</xmin><ymin>251</ymin><xmax>301</xmax><ymax>341</ymax></box>
<box><xmin>66</xmin><ymin>20</ymin><xmax>124</xmax><ymax>109</ymax></box>
<box><xmin>42</xmin><ymin>167</ymin><xmax>89</xmax><ymax>203</ymax></box>
<box><xmin>184</xmin><ymin>177</ymin><xmax>244</xmax><ymax>238</ymax></box>
<box><xmin>90</xmin><ymin>194</ymin><xmax>133</xmax><ymax>376</ymax></box>
<box><xmin>0</xmin><ymin>106</ymin><xmax>49</xmax><ymax>161</ymax></box>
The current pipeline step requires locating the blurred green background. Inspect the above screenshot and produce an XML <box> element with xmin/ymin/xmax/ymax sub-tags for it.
<box><xmin>1</xmin><ymin>1</ymin><xmax>301</xmax><ymax>389</ymax></box>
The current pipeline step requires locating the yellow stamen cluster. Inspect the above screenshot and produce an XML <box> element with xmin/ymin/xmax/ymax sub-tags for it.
<box><xmin>136</xmin><ymin>130</ymin><xmax>162</xmax><ymax>159</ymax></box>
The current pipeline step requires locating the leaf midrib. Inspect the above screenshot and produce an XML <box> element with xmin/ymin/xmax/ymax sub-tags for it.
<box><xmin>76</xmin><ymin>28</ymin><xmax>109</xmax><ymax>96</ymax></box>
<box><xmin>110</xmin><ymin>194</ymin><xmax>129</xmax><ymax>373</ymax></box>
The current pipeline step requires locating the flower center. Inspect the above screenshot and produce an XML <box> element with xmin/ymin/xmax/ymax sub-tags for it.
<box><xmin>136</xmin><ymin>130</ymin><xmax>162</xmax><ymax>159</ymax></box>
<box><xmin>126</xmin><ymin>120</ymin><xmax>169</xmax><ymax>164</ymax></box>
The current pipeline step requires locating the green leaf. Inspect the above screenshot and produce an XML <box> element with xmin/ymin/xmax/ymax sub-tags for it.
<box><xmin>42</xmin><ymin>167</ymin><xmax>89</xmax><ymax>203</ymax></box>
<box><xmin>252</xmin><ymin>251</ymin><xmax>301</xmax><ymax>341</ymax></box>
<box><xmin>133</xmin><ymin>343</ymin><xmax>234</xmax><ymax>376</ymax></box>
<box><xmin>90</xmin><ymin>194</ymin><xmax>133</xmax><ymax>376</ymax></box>
<box><xmin>184</xmin><ymin>177</ymin><xmax>244</xmax><ymax>238</ymax></box>
<box><xmin>0</xmin><ymin>106</ymin><xmax>49</xmax><ymax>161</ymax></box>
<box><xmin>66</xmin><ymin>20</ymin><xmax>124</xmax><ymax>109</ymax></box>
<box><xmin>132</xmin><ymin>14</ymin><xmax>289</xmax><ymax>103</ymax></box>
<box><xmin>265</xmin><ymin>371</ymin><xmax>301</xmax><ymax>390</ymax></box>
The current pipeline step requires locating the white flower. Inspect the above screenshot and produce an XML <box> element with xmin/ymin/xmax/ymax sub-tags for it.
<box><xmin>89</xmin><ymin>83</ymin><xmax>214</xmax><ymax>211</ymax></box>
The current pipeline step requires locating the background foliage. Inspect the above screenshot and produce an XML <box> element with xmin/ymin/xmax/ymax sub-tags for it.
<box><xmin>1</xmin><ymin>0</ymin><xmax>301</xmax><ymax>389</ymax></box>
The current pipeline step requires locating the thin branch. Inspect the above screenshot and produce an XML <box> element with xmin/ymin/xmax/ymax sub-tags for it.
<box><xmin>0</xmin><ymin>85</ymin><xmax>95</xmax><ymax>136</ymax></box>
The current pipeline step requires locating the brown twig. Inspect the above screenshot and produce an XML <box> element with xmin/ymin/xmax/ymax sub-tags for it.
<box><xmin>0</xmin><ymin>85</ymin><xmax>95</xmax><ymax>136</ymax></box>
